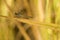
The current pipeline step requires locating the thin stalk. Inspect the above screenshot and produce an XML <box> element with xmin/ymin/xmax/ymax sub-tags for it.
<box><xmin>0</xmin><ymin>0</ymin><xmax>15</xmax><ymax>40</ymax></box>
<box><xmin>22</xmin><ymin>0</ymin><xmax>43</xmax><ymax>40</ymax></box>
<box><xmin>0</xmin><ymin>15</ymin><xmax>60</xmax><ymax>29</ymax></box>
<box><xmin>15</xmin><ymin>21</ymin><xmax>31</xmax><ymax>40</ymax></box>
<box><xmin>43</xmin><ymin>0</ymin><xmax>53</xmax><ymax>40</ymax></box>
<box><xmin>53</xmin><ymin>0</ymin><xmax>60</xmax><ymax>40</ymax></box>
<box><xmin>22</xmin><ymin>0</ymin><xmax>32</xmax><ymax>17</ymax></box>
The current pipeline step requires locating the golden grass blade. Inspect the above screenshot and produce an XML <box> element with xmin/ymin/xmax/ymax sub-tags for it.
<box><xmin>0</xmin><ymin>0</ymin><xmax>15</xmax><ymax>40</ymax></box>
<box><xmin>0</xmin><ymin>15</ymin><xmax>60</xmax><ymax>28</ymax></box>
<box><xmin>15</xmin><ymin>18</ymin><xmax>60</xmax><ymax>28</ymax></box>
<box><xmin>15</xmin><ymin>22</ymin><xmax>31</xmax><ymax>40</ymax></box>
<box><xmin>22</xmin><ymin>0</ymin><xmax>32</xmax><ymax>17</ymax></box>
<box><xmin>42</xmin><ymin>0</ymin><xmax>53</xmax><ymax>40</ymax></box>
<box><xmin>53</xmin><ymin>0</ymin><xmax>60</xmax><ymax>40</ymax></box>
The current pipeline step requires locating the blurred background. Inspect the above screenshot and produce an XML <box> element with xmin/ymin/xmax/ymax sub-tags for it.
<box><xmin>0</xmin><ymin>0</ymin><xmax>60</xmax><ymax>40</ymax></box>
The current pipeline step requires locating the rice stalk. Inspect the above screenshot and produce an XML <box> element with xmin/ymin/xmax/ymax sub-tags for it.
<box><xmin>1</xmin><ymin>15</ymin><xmax>60</xmax><ymax>28</ymax></box>
<box><xmin>0</xmin><ymin>0</ymin><xmax>15</xmax><ymax>40</ymax></box>
<box><xmin>15</xmin><ymin>21</ymin><xmax>31</xmax><ymax>40</ymax></box>
<box><xmin>53</xmin><ymin>0</ymin><xmax>60</xmax><ymax>40</ymax></box>
<box><xmin>40</xmin><ymin>0</ymin><xmax>53</xmax><ymax>40</ymax></box>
